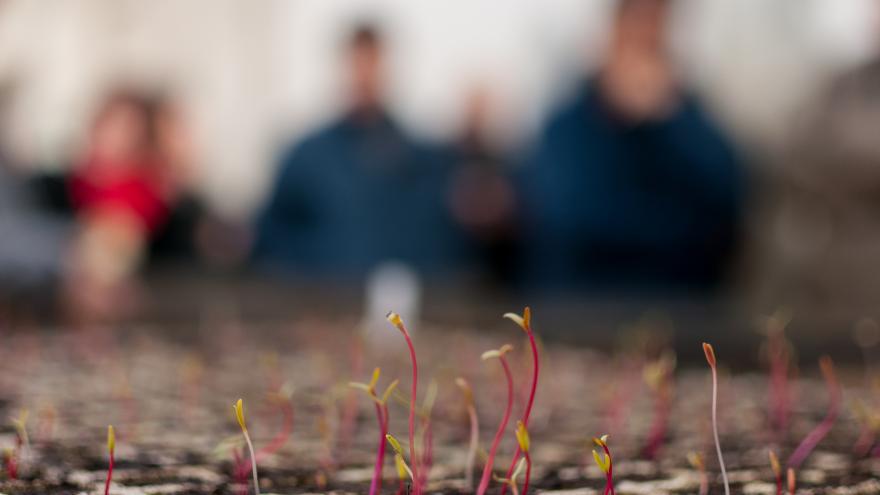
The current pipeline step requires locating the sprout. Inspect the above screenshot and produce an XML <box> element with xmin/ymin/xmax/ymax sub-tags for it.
<box><xmin>769</xmin><ymin>450</ymin><xmax>782</xmax><ymax>495</ymax></box>
<box><xmin>786</xmin><ymin>356</ymin><xmax>842</xmax><ymax>470</ymax></box>
<box><xmin>350</xmin><ymin>368</ymin><xmax>399</xmax><ymax>495</ymax></box>
<box><xmin>233</xmin><ymin>399</ymin><xmax>260</xmax><ymax>495</ymax></box>
<box><xmin>514</xmin><ymin>421</ymin><xmax>533</xmax><ymax>495</ymax></box>
<box><xmin>500</xmin><ymin>308</ymin><xmax>540</xmax><ymax>495</ymax></box>
<box><xmin>387</xmin><ymin>433</ymin><xmax>414</xmax><ymax>495</ymax></box>
<box><xmin>592</xmin><ymin>434</ymin><xmax>615</xmax><ymax>495</ymax></box>
<box><xmin>688</xmin><ymin>452</ymin><xmax>708</xmax><ymax>495</ymax></box>
<box><xmin>787</xmin><ymin>467</ymin><xmax>796</xmax><ymax>494</ymax></box>
<box><xmin>641</xmin><ymin>352</ymin><xmax>675</xmax><ymax>459</ymax></box>
<box><xmin>456</xmin><ymin>377</ymin><xmax>480</xmax><ymax>491</ymax></box>
<box><xmin>703</xmin><ymin>342</ymin><xmax>730</xmax><ymax>495</ymax></box>
<box><xmin>104</xmin><ymin>425</ymin><xmax>115</xmax><ymax>495</ymax></box>
<box><xmin>476</xmin><ymin>344</ymin><xmax>515</xmax><ymax>495</ymax></box>
<box><xmin>386</xmin><ymin>311</ymin><xmax>422</xmax><ymax>495</ymax></box>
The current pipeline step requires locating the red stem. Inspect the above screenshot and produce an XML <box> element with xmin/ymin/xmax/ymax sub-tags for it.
<box><xmin>642</xmin><ymin>386</ymin><xmax>670</xmax><ymax>459</ymax></box>
<box><xmin>476</xmin><ymin>355</ymin><xmax>514</xmax><ymax>495</ymax></box>
<box><xmin>774</xmin><ymin>470</ymin><xmax>782</xmax><ymax>495</ymax></box>
<box><xmin>255</xmin><ymin>400</ymin><xmax>294</xmax><ymax>462</ymax></box>
<box><xmin>786</xmin><ymin>358</ymin><xmax>842</xmax><ymax>469</ymax></box>
<box><xmin>501</xmin><ymin>328</ymin><xmax>539</xmax><ymax>495</ymax></box>
<box><xmin>522</xmin><ymin>452</ymin><xmax>532</xmax><ymax>495</ymax></box>
<box><xmin>600</xmin><ymin>442</ymin><xmax>615</xmax><ymax>495</ymax></box>
<box><xmin>104</xmin><ymin>452</ymin><xmax>114</xmax><ymax>495</ymax></box>
<box><xmin>369</xmin><ymin>401</ymin><xmax>389</xmax><ymax>495</ymax></box>
<box><xmin>399</xmin><ymin>325</ymin><xmax>421</xmax><ymax>495</ymax></box>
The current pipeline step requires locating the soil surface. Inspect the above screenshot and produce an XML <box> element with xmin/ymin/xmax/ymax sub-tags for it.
<box><xmin>0</xmin><ymin>319</ymin><xmax>876</xmax><ymax>494</ymax></box>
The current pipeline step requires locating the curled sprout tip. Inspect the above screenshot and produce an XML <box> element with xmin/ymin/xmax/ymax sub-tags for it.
<box><xmin>481</xmin><ymin>344</ymin><xmax>514</xmax><ymax>361</ymax></box>
<box><xmin>702</xmin><ymin>343</ymin><xmax>716</xmax><ymax>367</ymax></box>
<box><xmin>386</xmin><ymin>311</ymin><xmax>403</xmax><ymax>329</ymax></box>
<box><xmin>233</xmin><ymin>398</ymin><xmax>247</xmax><ymax>432</ymax></box>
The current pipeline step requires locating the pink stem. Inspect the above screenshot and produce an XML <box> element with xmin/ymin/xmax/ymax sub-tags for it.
<box><xmin>501</xmin><ymin>327</ymin><xmax>539</xmax><ymax>495</ymax></box>
<box><xmin>369</xmin><ymin>402</ymin><xmax>388</xmax><ymax>495</ymax></box>
<box><xmin>255</xmin><ymin>401</ymin><xmax>294</xmax><ymax>462</ymax></box>
<box><xmin>476</xmin><ymin>356</ymin><xmax>514</xmax><ymax>495</ymax></box>
<box><xmin>786</xmin><ymin>359</ymin><xmax>841</xmax><ymax>469</ymax></box>
<box><xmin>642</xmin><ymin>389</ymin><xmax>670</xmax><ymax>459</ymax></box>
<box><xmin>399</xmin><ymin>325</ymin><xmax>421</xmax><ymax>495</ymax></box>
<box><xmin>522</xmin><ymin>452</ymin><xmax>532</xmax><ymax>495</ymax></box>
<box><xmin>104</xmin><ymin>452</ymin><xmax>114</xmax><ymax>495</ymax></box>
<box><xmin>600</xmin><ymin>442</ymin><xmax>615</xmax><ymax>495</ymax></box>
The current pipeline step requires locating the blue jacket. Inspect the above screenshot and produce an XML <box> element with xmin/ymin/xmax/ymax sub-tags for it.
<box><xmin>520</xmin><ymin>81</ymin><xmax>744</xmax><ymax>292</ymax></box>
<box><xmin>255</xmin><ymin>111</ymin><xmax>460</xmax><ymax>280</ymax></box>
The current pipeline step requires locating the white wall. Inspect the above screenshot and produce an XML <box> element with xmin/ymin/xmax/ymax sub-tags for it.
<box><xmin>0</xmin><ymin>0</ymin><xmax>877</xmax><ymax>219</ymax></box>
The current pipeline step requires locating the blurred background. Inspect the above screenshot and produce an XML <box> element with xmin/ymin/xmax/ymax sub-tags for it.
<box><xmin>2</xmin><ymin>0</ymin><xmax>880</xmax><ymax>360</ymax></box>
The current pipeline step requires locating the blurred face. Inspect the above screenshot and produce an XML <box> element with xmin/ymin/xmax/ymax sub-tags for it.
<box><xmin>349</xmin><ymin>42</ymin><xmax>384</xmax><ymax>110</ymax></box>
<box><xmin>92</xmin><ymin>101</ymin><xmax>148</xmax><ymax>164</ymax></box>
<box><xmin>610</xmin><ymin>0</ymin><xmax>669</xmax><ymax>58</ymax></box>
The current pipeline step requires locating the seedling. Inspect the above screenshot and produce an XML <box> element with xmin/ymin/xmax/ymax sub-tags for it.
<box><xmin>386</xmin><ymin>311</ymin><xmax>422</xmax><ymax>495</ymax></box>
<box><xmin>641</xmin><ymin>352</ymin><xmax>675</xmax><ymax>459</ymax></box>
<box><xmin>104</xmin><ymin>425</ymin><xmax>115</xmax><ymax>495</ymax></box>
<box><xmin>350</xmin><ymin>367</ymin><xmax>400</xmax><ymax>495</ymax></box>
<box><xmin>852</xmin><ymin>399</ymin><xmax>880</xmax><ymax>456</ymax></box>
<box><xmin>500</xmin><ymin>308</ymin><xmax>540</xmax><ymax>495</ymax></box>
<box><xmin>418</xmin><ymin>379</ymin><xmax>439</xmax><ymax>487</ymax></box>
<box><xmin>455</xmin><ymin>377</ymin><xmax>480</xmax><ymax>491</ymax></box>
<box><xmin>786</xmin><ymin>356</ymin><xmax>841</xmax><ymax>469</ymax></box>
<box><xmin>254</xmin><ymin>384</ymin><xmax>295</xmax><ymax>462</ymax></box>
<box><xmin>703</xmin><ymin>342</ymin><xmax>730</xmax><ymax>495</ymax></box>
<box><xmin>494</xmin><ymin>457</ymin><xmax>528</xmax><ymax>495</ymax></box>
<box><xmin>514</xmin><ymin>421</ymin><xmax>532</xmax><ymax>495</ymax></box>
<box><xmin>10</xmin><ymin>409</ymin><xmax>29</xmax><ymax>475</ymax></box>
<box><xmin>687</xmin><ymin>452</ymin><xmax>708</xmax><ymax>495</ymax></box>
<box><xmin>787</xmin><ymin>467</ymin><xmax>796</xmax><ymax>494</ymax></box>
<box><xmin>592</xmin><ymin>435</ymin><xmax>615</xmax><ymax>495</ymax></box>
<box><xmin>386</xmin><ymin>433</ymin><xmax>414</xmax><ymax>495</ymax></box>
<box><xmin>476</xmin><ymin>344</ymin><xmax>515</xmax><ymax>495</ymax></box>
<box><xmin>769</xmin><ymin>450</ymin><xmax>782</xmax><ymax>495</ymax></box>
<box><xmin>233</xmin><ymin>399</ymin><xmax>260</xmax><ymax>495</ymax></box>
<box><xmin>3</xmin><ymin>448</ymin><xmax>17</xmax><ymax>480</ymax></box>
<box><xmin>764</xmin><ymin>312</ymin><xmax>794</xmax><ymax>435</ymax></box>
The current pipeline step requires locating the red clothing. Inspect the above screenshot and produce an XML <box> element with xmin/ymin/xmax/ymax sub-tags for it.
<box><xmin>69</xmin><ymin>157</ymin><xmax>169</xmax><ymax>234</ymax></box>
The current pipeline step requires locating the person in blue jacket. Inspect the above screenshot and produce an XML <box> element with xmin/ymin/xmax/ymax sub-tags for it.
<box><xmin>255</xmin><ymin>24</ymin><xmax>460</xmax><ymax>280</ymax></box>
<box><xmin>521</xmin><ymin>0</ymin><xmax>744</xmax><ymax>293</ymax></box>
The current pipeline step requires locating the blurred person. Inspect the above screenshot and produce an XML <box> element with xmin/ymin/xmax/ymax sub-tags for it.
<box><xmin>255</xmin><ymin>23</ymin><xmax>459</xmax><ymax>280</ymax></box>
<box><xmin>520</xmin><ymin>0</ymin><xmax>743</xmax><ymax>293</ymax></box>
<box><xmin>447</xmin><ymin>85</ymin><xmax>519</xmax><ymax>288</ymax></box>
<box><xmin>773</xmin><ymin>3</ymin><xmax>880</xmax><ymax>309</ymax></box>
<box><xmin>63</xmin><ymin>89</ymin><xmax>207</xmax><ymax>322</ymax></box>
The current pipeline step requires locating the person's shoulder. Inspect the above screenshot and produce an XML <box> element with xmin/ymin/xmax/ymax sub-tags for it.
<box><xmin>544</xmin><ymin>81</ymin><xmax>595</xmax><ymax>131</ymax></box>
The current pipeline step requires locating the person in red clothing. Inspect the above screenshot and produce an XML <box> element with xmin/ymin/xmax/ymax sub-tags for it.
<box><xmin>64</xmin><ymin>89</ymin><xmax>196</xmax><ymax>324</ymax></box>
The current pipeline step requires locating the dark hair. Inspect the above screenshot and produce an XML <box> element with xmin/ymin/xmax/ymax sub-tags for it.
<box><xmin>347</xmin><ymin>22</ymin><xmax>383</xmax><ymax>51</ymax></box>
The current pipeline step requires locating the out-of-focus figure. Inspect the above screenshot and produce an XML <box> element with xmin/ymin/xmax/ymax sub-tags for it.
<box><xmin>64</xmin><ymin>90</ymin><xmax>205</xmax><ymax>322</ymax></box>
<box><xmin>521</xmin><ymin>0</ymin><xmax>743</xmax><ymax>293</ymax></box>
<box><xmin>255</xmin><ymin>23</ymin><xmax>458</xmax><ymax>280</ymax></box>
<box><xmin>447</xmin><ymin>86</ymin><xmax>518</xmax><ymax>288</ymax></box>
<box><xmin>774</xmin><ymin>3</ymin><xmax>880</xmax><ymax>310</ymax></box>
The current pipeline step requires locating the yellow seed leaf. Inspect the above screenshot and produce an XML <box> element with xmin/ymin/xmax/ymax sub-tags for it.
<box><xmin>386</xmin><ymin>434</ymin><xmax>404</xmax><ymax>456</ymax></box>
<box><xmin>503</xmin><ymin>312</ymin><xmax>526</xmax><ymax>331</ymax></box>
<box><xmin>515</xmin><ymin>421</ymin><xmax>530</xmax><ymax>453</ymax></box>
<box><xmin>107</xmin><ymin>425</ymin><xmax>115</xmax><ymax>454</ymax></box>
<box><xmin>395</xmin><ymin>453</ymin><xmax>413</xmax><ymax>481</ymax></box>
<box><xmin>369</xmin><ymin>367</ymin><xmax>381</xmax><ymax>390</ymax></box>
<box><xmin>233</xmin><ymin>398</ymin><xmax>247</xmax><ymax>432</ymax></box>
<box><xmin>381</xmin><ymin>380</ymin><xmax>400</xmax><ymax>404</ymax></box>
<box><xmin>592</xmin><ymin>450</ymin><xmax>609</xmax><ymax>473</ymax></box>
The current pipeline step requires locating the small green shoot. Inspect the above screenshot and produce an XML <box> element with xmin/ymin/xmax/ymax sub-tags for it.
<box><xmin>592</xmin><ymin>434</ymin><xmax>615</xmax><ymax>495</ymax></box>
<box><xmin>104</xmin><ymin>425</ymin><xmax>115</xmax><ymax>495</ymax></box>
<box><xmin>703</xmin><ymin>342</ymin><xmax>730</xmax><ymax>495</ymax></box>
<box><xmin>234</xmin><ymin>399</ymin><xmax>260</xmax><ymax>495</ymax></box>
